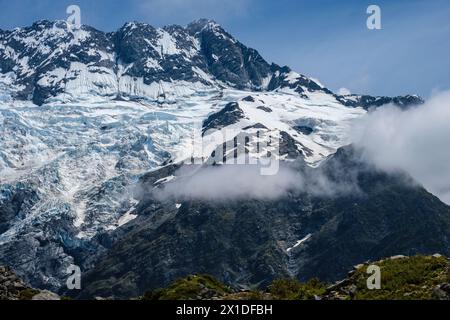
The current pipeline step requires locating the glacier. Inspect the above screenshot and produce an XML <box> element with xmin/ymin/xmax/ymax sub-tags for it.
<box><xmin>0</xmin><ymin>87</ymin><xmax>367</xmax><ymax>242</ymax></box>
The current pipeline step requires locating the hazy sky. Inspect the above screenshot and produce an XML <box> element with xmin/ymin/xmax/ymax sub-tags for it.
<box><xmin>1</xmin><ymin>0</ymin><xmax>449</xmax><ymax>98</ymax></box>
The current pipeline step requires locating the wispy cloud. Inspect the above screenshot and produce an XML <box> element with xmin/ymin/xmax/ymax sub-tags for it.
<box><xmin>351</xmin><ymin>90</ymin><xmax>450</xmax><ymax>204</ymax></box>
<box><xmin>337</xmin><ymin>87</ymin><xmax>351</xmax><ymax>96</ymax></box>
<box><xmin>152</xmin><ymin>161</ymin><xmax>361</xmax><ymax>202</ymax></box>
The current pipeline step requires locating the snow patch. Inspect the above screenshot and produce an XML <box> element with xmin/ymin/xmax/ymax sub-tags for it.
<box><xmin>286</xmin><ymin>234</ymin><xmax>312</xmax><ymax>252</ymax></box>
<box><xmin>157</xmin><ymin>29</ymin><xmax>180</xmax><ymax>56</ymax></box>
<box><xmin>117</xmin><ymin>207</ymin><xmax>138</xmax><ymax>227</ymax></box>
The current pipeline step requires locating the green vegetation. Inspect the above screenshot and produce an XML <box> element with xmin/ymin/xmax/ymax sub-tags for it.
<box><xmin>351</xmin><ymin>255</ymin><xmax>450</xmax><ymax>300</ymax></box>
<box><xmin>18</xmin><ymin>288</ymin><xmax>40</xmax><ymax>300</ymax></box>
<box><xmin>268</xmin><ymin>278</ymin><xmax>327</xmax><ymax>300</ymax></box>
<box><xmin>140</xmin><ymin>255</ymin><xmax>449</xmax><ymax>300</ymax></box>
<box><xmin>142</xmin><ymin>274</ymin><xmax>232</xmax><ymax>300</ymax></box>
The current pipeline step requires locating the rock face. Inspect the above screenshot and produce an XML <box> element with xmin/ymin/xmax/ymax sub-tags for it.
<box><xmin>433</xmin><ymin>283</ymin><xmax>450</xmax><ymax>300</ymax></box>
<box><xmin>31</xmin><ymin>290</ymin><xmax>61</xmax><ymax>301</ymax></box>
<box><xmin>336</xmin><ymin>94</ymin><xmax>424</xmax><ymax>110</ymax></box>
<box><xmin>0</xmin><ymin>266</ymin><xmax>29</xmax><ymax>300</ymax></box>
<box><xmin>202</xmin><ymin>102</ymin><xmax>245</xmax><ymax>134</ymax></box>
<box><xmin>0</xmin><ymin>265</ymin><xmax>59</xmax><ymax>300</ymax></box>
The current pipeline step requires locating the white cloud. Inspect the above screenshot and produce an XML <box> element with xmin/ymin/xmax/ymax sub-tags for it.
<box><xmin>154</xmin><ymin>164</ymin><xmax>303</xmax><ymax>202</ymax></box>
<box><xmin>337</xmin><ymin>87</ymin><xmax>351</xmax><ymax>95</ymax></box>
<box><xmin>351</xmin><ymin>91</ymin><xmax>450</xmax><ymax>204</ymax></box>
<box><xmin>152</xmin><ymin>160</ymin><xmax>360</xmax><ymax>202</ymax></box>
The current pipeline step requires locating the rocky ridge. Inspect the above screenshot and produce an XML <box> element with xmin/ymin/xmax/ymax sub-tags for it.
<box><xmin>0</xmin><ymin>265</ymin><xmax>60</xmax><ymax>300</ymax></box>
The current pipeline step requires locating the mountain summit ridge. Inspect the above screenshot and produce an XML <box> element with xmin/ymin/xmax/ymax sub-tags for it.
<box><xmin>0</xmin><ymin>19</ymin><xmax>422</xmax><ymax>107</ymax></box>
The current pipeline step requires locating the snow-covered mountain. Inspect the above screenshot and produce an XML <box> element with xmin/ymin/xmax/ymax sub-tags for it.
<box><xmin>0</xmin><ymin>19</ymin><xmax>425</xmax><ymax>291</ymax></box>
<box><xmin>0</xmin><ymin>19</ymin><xmax>422</xmax><ymax>106</ymax></box>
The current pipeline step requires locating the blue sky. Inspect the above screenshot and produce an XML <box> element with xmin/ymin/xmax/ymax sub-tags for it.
<box><xmin>0</xmin><ymin>0</ymin><xmax>449</xmax><ymax>98</ymax></box>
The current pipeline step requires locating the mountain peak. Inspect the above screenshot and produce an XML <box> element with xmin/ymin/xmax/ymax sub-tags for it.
<box><xmin>120</xmin><ymin>21</ymin><xmax>153</xmax><ymax>31</ymax></box>
<box><xmin>0</xmin><ymin>19</ymin><xmax>422</xmax><ymax>109</ymax></box>
<box><xmin>31</xmin><ymin>19</ymin><xmax>74</xmax><ymax>31</ymax></box>
<box><xmin>186</xmin><ymin>18</ymin><xmax>221</xmax><ymax>34</ymax></box>
<box><xmin>189</xmin><ymin>18</ymin><xmax>219</xmax><ymax>27</ymax></box>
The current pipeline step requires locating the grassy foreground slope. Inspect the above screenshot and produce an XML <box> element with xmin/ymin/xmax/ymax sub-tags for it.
<box><xmin>141</xmin><ymin>255</ymin><xmax>450</xmax><ymax>300</ymax></box>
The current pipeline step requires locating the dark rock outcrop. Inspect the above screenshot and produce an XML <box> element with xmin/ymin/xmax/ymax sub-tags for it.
<box><xmin>0</xmin><ymin>266</ymin><xmax>60</xmax><ymax>300</ymax></box>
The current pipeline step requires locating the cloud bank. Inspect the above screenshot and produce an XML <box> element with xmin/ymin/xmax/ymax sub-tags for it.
<box><xmin>153</xmin><ymin>161</ymin><xmax>360</xmax><ymax>202</ymax></box>
<box><xmin>154</xmin><ymin>164</ymin><xmax>303</xmax><ymax>201</ymax></box>
<box><xmin>351</xmin><ymin>91</ymin><xmax>450</xmax><ymax>205</ymax></box>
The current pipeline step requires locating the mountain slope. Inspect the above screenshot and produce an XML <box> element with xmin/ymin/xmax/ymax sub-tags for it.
<box><xmin>0</xmin><ymin>19</ymin><xmax>430</xmax><ymax>295</ymax></box>
<box><xmin>76</xmin><ymin>147</ymin><xmax>450</xmax><ymax>299</ymax></box>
